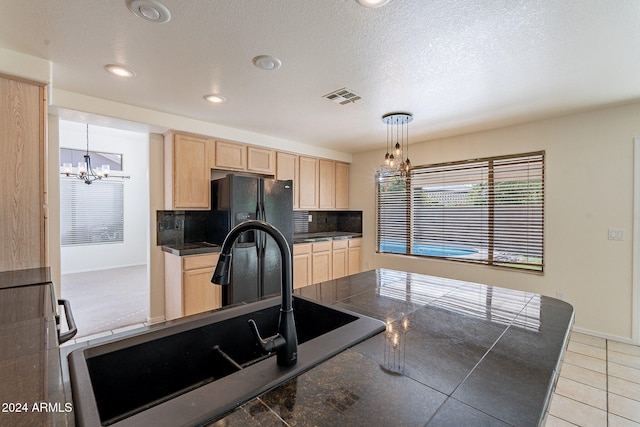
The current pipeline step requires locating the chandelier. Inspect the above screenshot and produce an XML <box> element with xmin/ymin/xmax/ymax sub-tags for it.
<box><xmin>60</xmin><ymin>124</ymin><xmax>130</xmax><ymax>185</ymax></box>
<box><xmin>381</xmin><ymin>112</ymin><xmax>412</xmax><ymax>176</ymax></box>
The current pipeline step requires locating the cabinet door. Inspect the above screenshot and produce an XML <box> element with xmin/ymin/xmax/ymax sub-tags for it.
<box><xmin>335</xmin><ymin>162</ymin><xmax>349</xmax><ymax>209</ymax></box>
<box><xmin>318</xmin><ymin>159</ymin><xmax>335</xmax><ymax>209</ymax></box>
<box><xmin>276</xmin><ymin>152</ymin><xmax>299</xmax><ymax>209</ymax></box>
<box><xmin>332</xmin><ymin>242</ymin><xmax>348</xmax><ymax>280</ymax></box>
<box><xmin>215</xmin><ymin>140</ymin><xmax>247</xmax><ymax>170</ymax></box>
<box><xmin>171</xmin><ymin>134</ymin><xmax>210</xmax><ymax>209</ymax></box>
<box><xmin>298</xmin><ymin>156</ymin><xmax>319</xmax><ymax>209</ymax></box>
<box><xmin>183</xmin><ymin>268</ymin><xmax>222</xmax><ymax>316</ymax></box>
<box><xmin>293</xmin><ymin>244</ymin><xmax>312</xmax><ymax>289</ymax></box>
<box><xmin>0</xmin><ymin>77</ymin><xmax>46</xmax><ymax>270</ymax></box>
<box><xmin>247</xmin><ymin>146</ymin><xmax>275</xmax><ymax>175</ymax></box>
<box><xmin>312</xmin><ymin>241</ymin><xmax>332</xmax><ymax>284</ymax></box>
<box><xmin>348</xmin><ymin>238</ymin><xmax>362</xmax><ymax>275</ymax></box>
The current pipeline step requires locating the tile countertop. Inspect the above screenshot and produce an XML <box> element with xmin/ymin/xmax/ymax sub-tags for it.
<box><xmin>293</xmin><ymin>232</ymin><xmax>362</xmax><ymax>243</ymax></box>
<box><xmin>40</xmin><ymin>268</ymin><xmax>571</xmax><ymax>426</ymax></box>
<box><xmin>212</xmin><ymin>269</ymin><xmax>574</xmax><ymax>426</ymax></box>
<box><xmin>161</xmin><ymin>242</ymin><xmax>221</xmax><ymax>256</ymax></box>
<box><xmin>0</xmin><ymin>268</ymin><xmax>72</xmax><ymax>427</ymax></box>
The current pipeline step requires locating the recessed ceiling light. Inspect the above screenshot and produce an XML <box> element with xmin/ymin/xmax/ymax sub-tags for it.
<box><xmin>104</xmin><ymin>64</ymin><xmax>136</xmax><ymax>78</ymax></box>
<box><xmin>126</xmin><ymin>0</ymin><xmax>171</xmax><ymax>23</ymax></box>
<box><xmin>204</xmin><ymin>94</ymin><xmax>227</xmax><ymax>104</ymax></box>
<box><xmin>355</xmin><ymin>0</ymin><xmax>390</xmax><ymax>8</ymax></box>
<box><xmin>252</xmin><ymin>55</ymin><xmax>282</xmax><ymax>71</ymax></box>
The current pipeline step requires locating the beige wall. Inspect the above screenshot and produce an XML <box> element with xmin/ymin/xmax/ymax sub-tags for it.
<box><xmin>351</xmin><ymin>102</ymin><xmax>639</xmax><ymax>342</ymax></box>
<box><xmin>148</xmin><ymin>133</ymin><xmax>165</xmax><ymax>323</ymax></box>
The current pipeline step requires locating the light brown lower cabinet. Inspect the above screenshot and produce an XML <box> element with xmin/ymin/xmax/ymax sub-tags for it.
<box><xmin>311</xmin><ymin>241</ymin><xmax>333</xmax><ymax>284</ymax></box>
<box><xmin>293</xmin><ymin>243</ymin><xmax>312</xmax><ymax>289</ymax></box>
<box><xmin>332</xmin><ymin>240</ymin><xmax>348</xmax><ymax>279</ymax></box>
<box><xmin>164</xmin><ymin>252</ymin><xmax>221</xmax><ymax>320</ymax></box>
<box><xmin>293</xmin><ymin>237</ymin><xmax>362</xmax><ymax>288</ymax></box>
<box><xmin>348</xmin><ymin>238</ymin><xmax>362</xmax><ymax>276</ymax></box>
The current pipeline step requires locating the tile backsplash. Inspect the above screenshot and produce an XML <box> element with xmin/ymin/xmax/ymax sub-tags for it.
<box><xmin>157</xmin><ymin>210</ymin><xmax>208</xmax><ymax>245</ymax></box>
<box><xmin>293</xmin><ymin>210</ymin><xmax>362</xmax><ymax>234</ymax></box>
<box><xmin>158</xmin><ymin>209</ymin><xmax>363</xmax><ymax>246</ymax></box>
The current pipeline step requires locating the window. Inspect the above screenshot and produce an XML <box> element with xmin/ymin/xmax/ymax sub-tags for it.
<box><xmin>60</xmin><ymin>148</ymin><xmax>125</xmax><ymax>246</ymax></box>
<box><xmin>376</xmin><ymin>151</ymin><xmax>544</xmax><ymax>271</ymax></box>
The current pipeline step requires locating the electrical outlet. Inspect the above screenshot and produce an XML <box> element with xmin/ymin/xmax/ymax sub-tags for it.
<box><xmin>608</xmin><ymin>228</ymin><xmax>624</xmax><ymax>241</ymax></box>
<box><xmin>308</xmin><ymin>215</ymin><xmax>313</xmax><ymax>223</ymax></box>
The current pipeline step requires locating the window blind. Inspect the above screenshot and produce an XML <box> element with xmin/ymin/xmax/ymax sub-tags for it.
<box><xmin>376</xmin><ymin>151</ymin><xmax>544</xmax><ymax>271</ymax></box>
<box><xmin>60</xmin><ymin>178</ymin><xmax>124</xmax><ymax>246</ymax></box>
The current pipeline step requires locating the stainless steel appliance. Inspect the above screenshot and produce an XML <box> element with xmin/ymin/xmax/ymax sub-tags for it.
<box><xmin>207</xmin><ymin>174</ymin><xmax>293</xmax><ymax>306</ymax></box>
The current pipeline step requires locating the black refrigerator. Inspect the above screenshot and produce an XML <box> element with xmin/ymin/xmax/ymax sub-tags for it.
<box><xmin>207</xmin><ymin>174</ymin><xmax>293</xmax><ymax>306</ymax></box>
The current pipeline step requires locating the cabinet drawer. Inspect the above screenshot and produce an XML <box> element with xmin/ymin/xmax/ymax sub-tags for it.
<box><xmin>293</xmin><ymin>243</ymin><xmax>312</xmax><ymax>255</ymax></box>
<box><xmin>332</xmin><ymin>239</ymin><xmax>348</xmax><ymax>250</ymax></box>
<box><xmin>312</xmin><ymin>241</ymin><xmax>332</xmax><ymax>253</ymax></box>
<box><xmin>183</xmin><ymin>253</ymin><xmax>219</xmax><ymax>270</ymax></box>
<box><xmin>348</xmin><ymin>238</ymin><xmax>362</xmax><ymax>248</ymax></box>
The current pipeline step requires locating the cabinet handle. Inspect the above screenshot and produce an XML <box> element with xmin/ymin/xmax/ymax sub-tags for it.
<box><xmin>57</xmin><ymin>299</ymin><xmax>78</xmax><ymax>344</ymax></box>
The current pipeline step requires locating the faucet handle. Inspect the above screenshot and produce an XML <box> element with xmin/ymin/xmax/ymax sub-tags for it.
<box><xmin>248</xmin><ymin>319</ymin><xmax>286</xmax><ymax>354</ymax></box>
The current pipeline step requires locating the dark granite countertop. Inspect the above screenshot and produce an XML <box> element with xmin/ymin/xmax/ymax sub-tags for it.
<box><xmin>161</xmin><ymin>242</ymin><xmax>221</xmax><ymax>256</ymax></box>
<box><xmin>293</xmin><ymin>232</ymin><xmax>363</xmax><ymax>244</ymax></box>
<box><xmin>0</xmin><ymin>268</ymin><xmax>72</xmax><ymax>426</ymax></box>
<box><xmin>0</xmin><ymin>266</ymin><xmax>52</xmax><ymax>290</ymax></box>
<box><xmin>213</xmin><ymin>269</ymin><xmax>573</xmax><ymax>426</ymax></box>
<box><xmin>4</xmin><ymin>268</ymin><xmax>572</xmax><ymax>426</ymax></box>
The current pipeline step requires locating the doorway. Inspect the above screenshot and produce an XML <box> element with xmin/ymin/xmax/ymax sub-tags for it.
<box><xmin>59</xmin><ymin>120</ymin><xmax>150</xmax><ymax>340</ymax></box>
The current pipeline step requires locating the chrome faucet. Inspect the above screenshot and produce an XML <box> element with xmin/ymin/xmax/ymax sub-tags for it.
<box><xmin>211</xmin><ymin>220</ymin><xmax>298</xmax><ymax>367</ymax></box>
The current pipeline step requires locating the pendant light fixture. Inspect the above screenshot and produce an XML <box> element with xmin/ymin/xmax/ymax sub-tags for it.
<box><xmin>60</xmin><ymin>124</ymin><xmax>130</xmax><ymax>185</ymax></box>
<box><xmin>380</xmin><ymin>112</ymin><xmax>412</xmax><ymax>176</ymax></box>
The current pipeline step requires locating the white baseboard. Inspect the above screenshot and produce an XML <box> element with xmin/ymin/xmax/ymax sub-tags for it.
<box><xmin>61</xmin><ymin>263</ymin><xmax>147</xmax><ymax>275</ymax></box>
<box><xmin>147</xmin><ymin>315</ymin><xmax>165</xmax><ymax>325</ymax></box>
<box><xmin>571</xmin><ymin>325</ymin><xmax>638</xmax><ymax>345</ymax></box>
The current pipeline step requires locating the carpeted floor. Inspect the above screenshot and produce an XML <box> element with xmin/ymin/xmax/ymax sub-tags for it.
<box><xmin>61</xmin><ymin>265</ymin><xmax>149</xmax><ymax>339</ymax></box>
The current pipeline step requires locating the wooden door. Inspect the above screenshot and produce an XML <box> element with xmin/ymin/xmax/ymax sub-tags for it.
<box><xmin>318</xmin><ymin>159</ymin><xmax>335</xmax><ymax>209</ymax></box>
<box><xmin>0</xmin><ymin>76</ymin><xmax>46</xmax><ymax>270</ymax></box>
<box><xmin>298</xmin><ymin>156</ymin><xmax>318</xmax><ymax>209</ymax></box>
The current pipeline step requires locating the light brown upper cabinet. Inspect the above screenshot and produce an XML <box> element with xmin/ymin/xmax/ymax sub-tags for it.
<box><xmin>247</xmin><ymin>146</ymin><xmax>276</xmax><ymax>175</ymax></box>
<box><xmin>0</xmin><ymin>75</ymin><xmax>48</xmax><ymax>271</ymax></box>
<box><xmin>335</xmin><ymin>162</ymin><xmax>349</xmax><ymax>209</ymax></box>
<box><xmin>164</xmin><ymin>132</ymin><xmax>211</xmax><ymax>209</ymax></box>
<box><xmin>214</xmin><ymin>140</ymin><xmax>247</xmax><ymax>171</ymax></box>
<box><xmin>318</xmin><ymin>159</ymin><xmax>336</xmax><ymax>209</ymax></box>
<box><xmin>298</xmin><ymin>156</ymin><xmax>319</xmax><ymax>209</ymax></box>
<box><xmin>215</xmin><ymin>140</ymin><xmax>275</xmax><ymax>175</ymax></box>
<box><xmin>276</xmin><ymin>152</ymin><xmax>299</xmax><ymax>209</ymax></box>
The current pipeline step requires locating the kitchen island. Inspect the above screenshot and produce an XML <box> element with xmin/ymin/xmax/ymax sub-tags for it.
<box><xmin>209</xmin><ymin>268</ymin><xmax>573</xmax><ymax>426</ymax></box>
<box><xmin>2</xmin><ymin>268</ymin><xmax>572</xmax><ymax>426</ymax></box>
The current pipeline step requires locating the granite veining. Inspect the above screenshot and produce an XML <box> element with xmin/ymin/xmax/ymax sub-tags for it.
<box><xmin>1</xmin><ymin>268</ymin><xmax>572</xmax><ymax>426</ymax></box>
<box><xmin>206</xmin><ymin>269</ymin><xmax>573</xmax><ymax>426</ymax></box>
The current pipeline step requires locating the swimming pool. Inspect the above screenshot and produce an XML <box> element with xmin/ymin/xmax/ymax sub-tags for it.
<box><xmin>379</xmin><ymin>242</ymin><xmax>478</xmax><ymax>257</ymax></box>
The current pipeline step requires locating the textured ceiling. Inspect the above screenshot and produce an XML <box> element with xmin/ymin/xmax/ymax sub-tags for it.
<box><xmin>1</xmin><ymin>0</ymin><xmax>640</xmax><ymax>153</ymax></box>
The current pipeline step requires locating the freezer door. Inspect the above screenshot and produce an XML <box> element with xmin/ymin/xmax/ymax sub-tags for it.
<box><xmin>260</xmin><ymin>179</ymin><xmax>293</xmax><ymax>297</ymax></box>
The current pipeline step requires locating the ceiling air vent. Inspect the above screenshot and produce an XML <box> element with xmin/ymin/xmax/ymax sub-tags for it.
<box><xmin>323</xmin><ymin>88</ymin><xmax>362</xmax><ymax>105</ymax></box>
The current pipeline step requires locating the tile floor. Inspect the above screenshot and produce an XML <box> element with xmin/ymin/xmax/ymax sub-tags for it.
<box><xmin>545</xmin><ymin>331</ymin><xmax>640</xmax><ymax>426</ymax></box>
<box><xmin>61</xmin><ymin>290</ymin><xmax>640</xmax><ymax>427</ymax></box>
<box><xmin>61</xmin><ymin>265</ymin><xmax>149</xmax><ymax>339</ymax></box>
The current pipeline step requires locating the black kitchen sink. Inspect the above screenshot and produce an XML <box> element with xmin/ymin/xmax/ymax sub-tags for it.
<box><xmin>68</xmin><ymin>295</ymin><xmax>385</xmax><ymax>426</ymax></box>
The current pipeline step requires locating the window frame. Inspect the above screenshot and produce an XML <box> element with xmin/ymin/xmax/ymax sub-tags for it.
<box><xmin>376</xmin><ymin>151</ymin><xmax>545</xmax><ymax>272</ymax></box>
